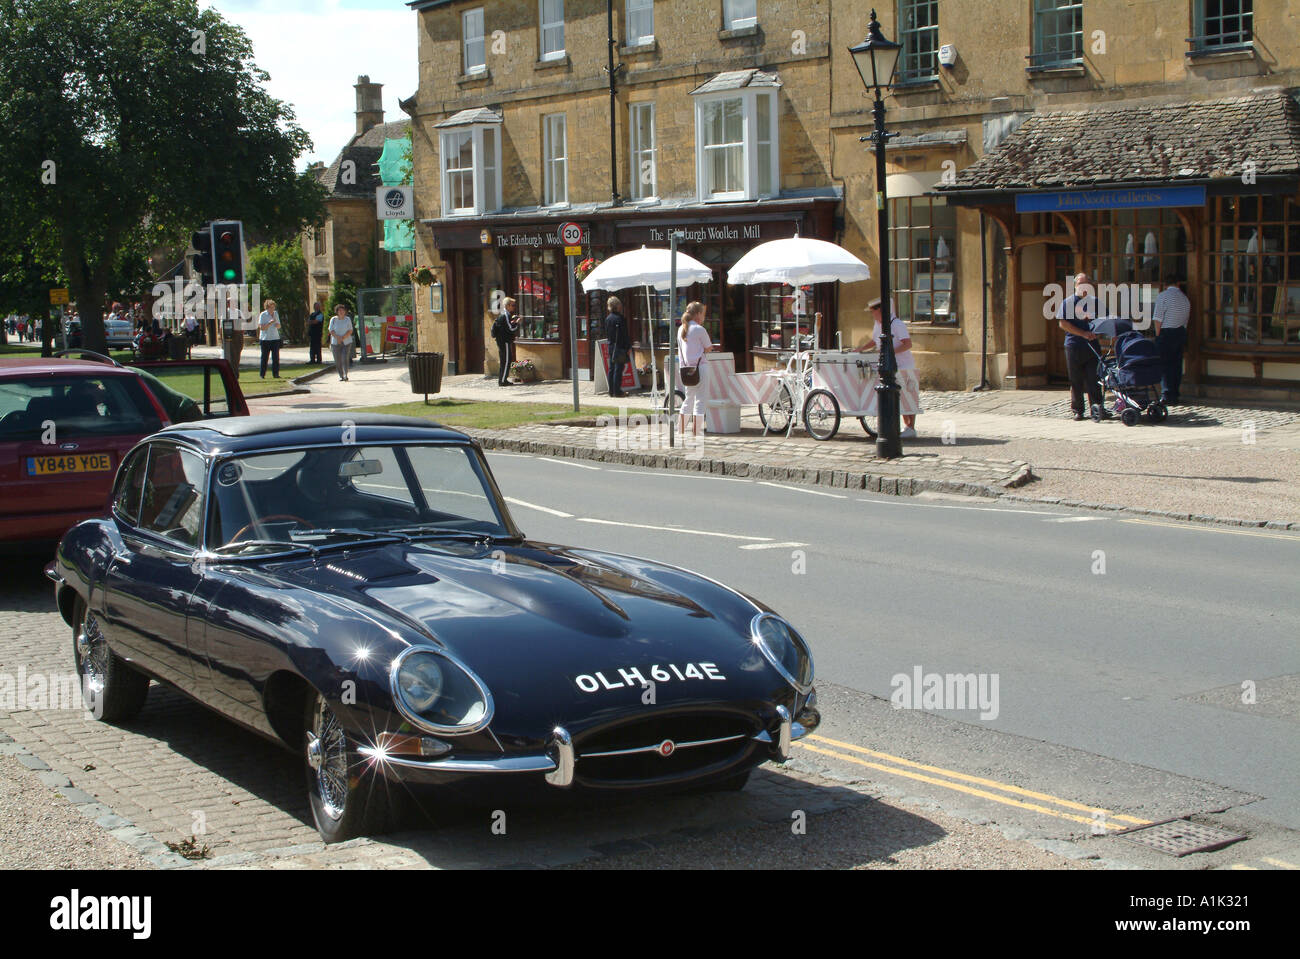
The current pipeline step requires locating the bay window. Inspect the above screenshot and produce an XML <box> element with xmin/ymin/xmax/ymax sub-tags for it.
<box><xmin>436</xmin><ymin>114</ymin><xmax>502</xmax><ymax>217</ymax></box>
<box><xmin>693</xmin><ymin>82</ymin><xmax>779</xmax><ymax>202</ymax></box>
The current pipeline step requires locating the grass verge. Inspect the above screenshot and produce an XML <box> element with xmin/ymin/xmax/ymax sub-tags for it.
<box><xmin>351</xmin><ymin>397</ymin><xmax>623</xmax><ymax>430</ymax></box>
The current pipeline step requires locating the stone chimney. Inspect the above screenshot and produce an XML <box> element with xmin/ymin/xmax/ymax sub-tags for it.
<box><xmin>355</xmin><ymin>75</ymin><xmax>384</xmax><ymax>137</ymax></box>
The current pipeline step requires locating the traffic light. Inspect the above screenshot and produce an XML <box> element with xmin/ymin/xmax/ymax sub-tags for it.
<box><xmin>210</xmin><ymin>220</ymin><xmax>245</xmax><ymax>285</ymax></box>
<box><xmin>192</xmin><ymin>228</ymin><xmax>214</xmax><ymax>286</ymax></box>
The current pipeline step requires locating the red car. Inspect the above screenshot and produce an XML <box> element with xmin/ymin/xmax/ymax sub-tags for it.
<box><xmin>0</xmin><ymin>355</ymin><xmax>247</xmax><ymax>548</ymax></box>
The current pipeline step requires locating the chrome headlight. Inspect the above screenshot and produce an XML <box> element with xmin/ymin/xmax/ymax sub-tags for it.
<box><xmin>750</xmin><ymin>614</ymin><xmax>815</xmax><ymax>694</ymax></box>
<box><xmin>390</xmin><ymin>647</ymin><xmax>493</xmax><ymax>735</ymax></box>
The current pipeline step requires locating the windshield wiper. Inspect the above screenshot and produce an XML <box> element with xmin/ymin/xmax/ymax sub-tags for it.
<box><xmin>389</xmin><ymin>525</ymin><xmax>520</xmax><ymax>545</ymax></box>
<box><xmin>290</xmin><ymin>527</ymin><xmax>411</xmax><ymax>548</ymax></box>
<box><xmin>210</xmin><ymin>539</ymin><xmax>318</xmax><ymax>558</ymax></box>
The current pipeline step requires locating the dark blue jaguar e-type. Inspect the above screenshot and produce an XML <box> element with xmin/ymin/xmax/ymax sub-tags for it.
<box><xmin>47</xmin><ymin>413</ymin><xmax>819</xmax><ymax>842</ymax></box>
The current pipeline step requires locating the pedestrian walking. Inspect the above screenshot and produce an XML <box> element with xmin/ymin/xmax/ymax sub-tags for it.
<box><xmin>860</xmin><ymin>298</ymin><xmax>921</xmax><ymax>438</ymax></box>
<box><xmin>329</xmin><ymin>304</ymin><xmax>354</xmax><ymax>381</ymax></box>
<box><xmin>1057</xmin><ymin>273</ymin><xmax>1109</xmax><ymax>421</ymax></box>
<box><xmin>307</xmin><ymin>301</ymin><xmax>325</xmax><ymax>364</ymax></box>
<box><xmin>1152</xmin><ymin>275</ymin><xmax>1191</xmax><ymax>405</ymax></box>
<box><xmin>676</xmin><ymin>301</ymin><xmax>712</xmax><ymax>435</ymax></box>
<box><xmin>604</xmin><ymin>296</ymin><xmax>630</xmax><ymax>397</ymax></box>
<box><xmin>492</xmin><ymin>297</ymin><xmax>519</xmax><ymax>386</ymax></box>
<box><xmin>258</xmin><ymin>299</ymin><xmax>282</xmax><ymax>379</ymax></box>
<box><xmin>183</xmin><ymin>314</ymin><xmax>198</xmax><ymax>358</ymax></box>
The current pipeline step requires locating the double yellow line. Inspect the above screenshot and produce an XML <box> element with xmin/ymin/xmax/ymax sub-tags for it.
<box><xmin>797</xmin><ymin>734</ymin><xmax>1151</xmax><ymax>831</ymax></box>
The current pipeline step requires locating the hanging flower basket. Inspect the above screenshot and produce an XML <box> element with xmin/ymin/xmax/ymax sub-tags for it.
<box><xmin>409</xmin><ymin>265</ymin><xmax>437</xmax><ymax>286</ymax></box>
<box><xmin>574</xmin><ymin>256</ymin><xmax>601</xmax><ymax>282</ymax></box>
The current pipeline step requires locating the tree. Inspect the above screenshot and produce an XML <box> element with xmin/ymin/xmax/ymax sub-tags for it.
<box><xmin>248</xmin><ymin>240</ymin><xmax>308</xmax><ymax>343</ymax></box>
<box><xmin>0</xmin><ymin>0</ymin><xmax>326</xmax><ymax>353</ymax></box>
<box><xmin>327</xmin><ymin>279</ymin><xmax>358</xmax><ymax>318</ymax></box>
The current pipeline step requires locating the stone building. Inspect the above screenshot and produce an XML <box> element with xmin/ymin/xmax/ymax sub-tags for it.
<box><xmin>303</xmin><ymin>76</ymin><xmax>413</xmax><ymax>313</ymax></box>
<box><xmin>405</xmin><ymin>1</ymin><xmax>1300</xmax><ymax>400</ymax></box>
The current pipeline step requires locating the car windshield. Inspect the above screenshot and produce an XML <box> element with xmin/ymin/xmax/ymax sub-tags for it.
<box><xmin>208</xmin><ymin>443</ymin><xmax>514</xmax><ymax>550</ymax></box>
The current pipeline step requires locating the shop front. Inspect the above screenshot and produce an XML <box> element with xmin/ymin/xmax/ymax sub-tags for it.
<box><xmin>939</xmin><ymin>92</ymin><xmax>1300</xmax><ymax>399</ymax></box>
<box><xmin>423</xmin><ymin>195</ymin><xmax>841</xmax><ymax>382</ymax></box>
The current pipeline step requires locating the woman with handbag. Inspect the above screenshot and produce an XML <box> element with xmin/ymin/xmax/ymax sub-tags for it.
<box><xmin>676</xmin><ymin>301</ymin><xmax>712</xmax><ymax>435</ymax></box>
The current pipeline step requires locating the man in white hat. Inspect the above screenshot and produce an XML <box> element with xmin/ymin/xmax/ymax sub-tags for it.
<box><xmin>859</xmin><ymin>296</ymin><xmax>918</xmax><ymax>438</ymax></box>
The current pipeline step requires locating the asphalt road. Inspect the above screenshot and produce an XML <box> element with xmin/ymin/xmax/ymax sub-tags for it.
<box><xmin>485</xmin><ymin>451</ymin><xmax>1300</xmax><ymax>845</ymax></box>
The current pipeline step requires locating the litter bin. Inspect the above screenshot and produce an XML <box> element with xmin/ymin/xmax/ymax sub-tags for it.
<box><xmin>408</xmin><ymin>352</ymin><xmax>444</xmax><ymax>403</ymax></box>
<box><xmin>167</xmin><ymin>334</ymin><xmax>187</xmax><ymax>360</ymax></box>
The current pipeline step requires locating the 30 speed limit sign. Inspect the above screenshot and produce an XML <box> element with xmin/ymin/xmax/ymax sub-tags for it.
<box><xmin>560</xmin><ymin>222</ymin><xmax>583</xmax><ymax>246</ymax></box>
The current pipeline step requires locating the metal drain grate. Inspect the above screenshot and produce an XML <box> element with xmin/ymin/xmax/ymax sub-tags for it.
<box><xmin>1118</xmin><ymin>819</ymin><xmax>1245</xmax><ymax>857</ymax></box>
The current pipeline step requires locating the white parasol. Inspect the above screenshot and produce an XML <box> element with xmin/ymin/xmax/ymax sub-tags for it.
<box><xmin>726</xmin><ymin>235</ymin><xmax>872</xmax><ymax>287</ymax></box>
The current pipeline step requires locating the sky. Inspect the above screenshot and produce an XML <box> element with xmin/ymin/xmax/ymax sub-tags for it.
<box><xmin>205</xmin><ymin>0</ymin><xmax>419</xmax><ymax>168</ymax></box>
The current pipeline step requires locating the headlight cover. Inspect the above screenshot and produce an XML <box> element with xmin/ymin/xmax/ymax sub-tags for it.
<box><xmin>750</xmin><ymin>614</ymin><xmax>815</xmax><ymax>694</ymax></box>
<box><xmin>390</xmin><ymin>647</ymin><xmax>494</xmax><ymax>735</ymax></box>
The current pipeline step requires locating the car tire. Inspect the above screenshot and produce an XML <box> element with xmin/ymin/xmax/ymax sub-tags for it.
<box><xmin>304</xmin><ymin>692</ymin><xmax>402</xmax><ymax>843</ymax></box>
<box><xmin>72</xmin><ymin>598</ymin><xmax>149</xmax><ymax>723</ymax></box>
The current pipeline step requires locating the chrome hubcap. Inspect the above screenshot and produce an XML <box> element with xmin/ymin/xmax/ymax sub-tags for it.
<box><xmin>76</xmin><ymin>613</ymin><xmax>108</xmax><ymax>699</ymax></box>
<box><xmin>310</xmin><ymin>700</ymin><xmax>349</xmax><ymax>821</ymax></box>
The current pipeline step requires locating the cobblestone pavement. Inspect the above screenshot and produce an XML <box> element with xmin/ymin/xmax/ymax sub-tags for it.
<box><xmin>0</xmin><ymin>560</ymin><xmax>1092</xmax><ymax>870</ymax></box>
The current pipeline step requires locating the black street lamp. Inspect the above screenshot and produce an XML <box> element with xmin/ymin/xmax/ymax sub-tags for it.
<box><xmin>849</xmin><ymin>10</ymin><xmax>903</xmax><ymax>459</ymax></box>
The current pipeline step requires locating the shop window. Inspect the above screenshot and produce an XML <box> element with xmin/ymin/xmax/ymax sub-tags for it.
<box><xmin>439</xmin><ymin>123</ymin><xmax>501</xmax><ymax>217</ymax></box>
<box><xmin>1191</xmin><ymin>0</ymin><xmax>1252</xmax><ymax>52</ymax></box>
<box><xmin>543</xmin><ymin>114</ymin><xmax>568</xmax><ymax>206</ymax></box>
<box><xmin>539</xmin><ymin>0</ymin><xmax>565</xmax><ymax>61</ymax></box>
<box><xmin>1030</xmin><ymin>0</ymin><xmax>1082</xmax><ymax>69</ymax></box>
<box><xmin>463</xmin><ymin>8</ymin><xmax>486</xmax><ymax>74</ymax></box>
<box><xmin>1206</xmin><ymin>195</ymin><xmax>1300</xmax><ymax>347</ymax></box>
<box><xmin>694</xmin><ymin>89</ymin><xmax>779</xmax><ymax>202</ymax></box>
<box><xmin>889</xmin><ymin>196</ymin><xmax>957</xmax><ymax>326</ymax></box>
<box><xmin>629</xmin><ymin>102</ymin><xmax>657</xmax><ymax>200</ymax></box>
<box><xmin>897</xmin><ymin>0</ymin><xmax>939</xmax><ymax>83</ymax></box>
<box><xmin>626</xmin><ymin>0</ymin><xmax>653</xmax><ymax>46</ymax></box>
<box><xmin>752</xmin><ymin>285</ymin><xmax>814</xmax><ymax>350</ymax></box>
<box><xmin>515</xmin><ymin>248</ymin><xmax>562</xmax><ymax>342</ymax></box>
<box><xmin>1083</xmin><ymin>207</ymin><xmax>1188</xmax><ymax>324</ymax></box>
<box><xmin>723</xmin><ymin>0</ymin><xmax>756</xmax><ymax>31</ymax></box>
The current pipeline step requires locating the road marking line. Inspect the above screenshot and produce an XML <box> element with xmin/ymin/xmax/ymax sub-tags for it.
<box><xmin>1261</xmin><ymin>856</ymin><xmax>1298</xmax><ymax>869</ymax></box>
<box><xmin>796</xmin><ymin>742</ymin><xmax>1130</xmax><ymax>830</ymax></box>
<box><xmin>738</xmin><ymin>541</ymin><xmax>806</xmax><ymax>550</ymax></box>
<box><xmin>804</xmin><ymin>733</ymin><xmax>1150</xmax><ymax>826</ymax></box>
<box><xmin>1229</xmin><ymin>864</ymin><xmax>1258</xmax><ymax>870</ymax></box>
<box><xmin>1122</xmin><ymin>518</ymin><xmax>1300</xmax><ymax>541</ymax></box>
<box><xmin>758</xmin><ymin>481</ymin><xmax>847</xmax><ymax>499</ymax></box>
<box><xmin>1046</xmin><ymin>516</ymin><xmax>1107</xmax><ymax>523</ymax></box>
<box><xmin>858</xmin><ymin>499</ymin><xmax>1065</xmax><ymax>516</ymax></box>
<box><xmin>576</xmin><ymin>517</ymin><xmax>770</xmax><ymax>542</ymax></box>
<box><xmin>504</xmin><ymin>497</ymin><xmax>573</xmax><ymax>518</ymax></box>
<box><xmin>605</xmin><ymin>469</ymin><xmax>753</xmax><ymax>483</ymax></box>
<box><xmin>538</xmin><ymin>457</ymin><xmax>602</xmax><ymax>470</ymax></box>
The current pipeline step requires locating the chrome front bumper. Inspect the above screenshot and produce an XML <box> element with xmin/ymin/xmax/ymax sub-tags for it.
<box><xmin>359</xmin><ymin>702</ymin><xmax>820</xmax><ymax>784</ymax></box>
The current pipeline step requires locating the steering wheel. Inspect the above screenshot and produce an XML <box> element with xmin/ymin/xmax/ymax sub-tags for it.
<box><xmin>231</xmin><ymin>514</ymin><xmax>315</xmax><ymax>543</ymax></box>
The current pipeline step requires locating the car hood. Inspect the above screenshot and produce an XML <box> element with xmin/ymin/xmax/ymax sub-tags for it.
<box><xmin>274</xmin><ymin>539</ymin><xmax>773</xmax><ymax>723</ymax></box>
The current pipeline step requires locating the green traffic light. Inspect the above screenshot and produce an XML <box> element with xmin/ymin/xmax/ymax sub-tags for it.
<box><xmin>223</xmin><ymin>269</ymin><xmax>237</xmax><ymax>280</ymax></box>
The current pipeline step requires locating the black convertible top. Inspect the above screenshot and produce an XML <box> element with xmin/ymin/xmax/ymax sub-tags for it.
<box><xmin>158</xmin><ymin>412</ymin><xmax>470</xmax><ymax>453</ymax></box>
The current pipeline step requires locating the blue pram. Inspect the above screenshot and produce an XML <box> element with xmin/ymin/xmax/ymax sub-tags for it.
<box><xmin>1087</xmin><ymin>318</ymin><xmax>1168</xmax><ymax>425</ymax></box>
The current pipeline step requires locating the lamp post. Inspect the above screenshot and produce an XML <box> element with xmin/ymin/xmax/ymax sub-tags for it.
<box><xmin>849</xmin><ymin>10</ymin><xmax>903</xmax><ymax>459</ymax></box>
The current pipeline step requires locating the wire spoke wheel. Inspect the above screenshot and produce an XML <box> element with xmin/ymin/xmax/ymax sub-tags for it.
<box><xmin>308</xmin><ymin>698</ymin><xmax>351</xmax><ymax>821</ymax></box>
<box><xmin>759</xmin><ymin>384</ymin><xmax>795</xmax><ymax>435</ymax></box>
<box><xmin>803</xmin><ymin>389</ymin><xmax>841</xmax><ymax>441</ymax></box>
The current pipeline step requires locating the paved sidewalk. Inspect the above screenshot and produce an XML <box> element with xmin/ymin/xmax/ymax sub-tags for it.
<box><xmin>200</xmin><ymin>345</ymin><xmax>1300</xmax><ymax>523</ymax></box>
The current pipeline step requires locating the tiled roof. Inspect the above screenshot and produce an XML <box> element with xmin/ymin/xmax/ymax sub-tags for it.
<box><xmin>940</xmin><ymin>90</ymin><xmax>1300</xmax><ymax>192</ymax></box>
<box><xmin>318</xmin><ymin>119</ymin><xmax>411</xmax><ymax>198</ymax></box>
<box><xmin>690</xmin><ymin>69</ymin><xmax>782</xmax><ymax>96</ymax></box>
<box><xmin>435</xmin><ymin>107</ymin><xmax>503</xmax><ymax>128</ymax></box>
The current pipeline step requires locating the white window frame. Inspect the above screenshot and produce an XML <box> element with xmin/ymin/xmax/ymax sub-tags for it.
<box><xmin>439</xmin><ymin>123</ymin><xmax>502</xmax><ymax>217</ymax></box>
<box><xmin>693</xmin><ymin>89</ymin><xmax>779</xmax><ymax>202</ymax></box>
<box><xmin>543</xmin><ymin>113</ymin><xmax>568</xmax><ymax>206</ymax></box>
<box><xmin>626</xmin><ymin>0</ymin><xmax>654</xmax><ymax>46</ymax></box>
<box><xmin>723</xmin><ymin>0</ymin><xmax>757</xmax><ymax>30</ymax></box>
<box><xmin>539</xmin><ymin>0</ymin><xmax>565</xmax><ymax>61</ymax></box>
<box><xmin>629</xmin><ymin>102</ymin><xmax>657</xmax><ymax>201</ymax></box>
<box><xmin>463</xmin><ymin>8</ymin><xmax>486</xmax><ymax>74</ymax></box>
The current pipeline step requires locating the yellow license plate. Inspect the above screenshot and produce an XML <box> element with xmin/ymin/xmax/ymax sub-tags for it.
<box><xmin>26</xmin><ymin>453</ymin><xmax>113</xmax><ymax>477</ymax></box>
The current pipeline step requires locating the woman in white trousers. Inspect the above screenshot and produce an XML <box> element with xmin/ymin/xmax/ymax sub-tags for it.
<box><xmin>677</xmin><ymin>301</ymin><xmax>712</xmax><ymax>435</ymax></box>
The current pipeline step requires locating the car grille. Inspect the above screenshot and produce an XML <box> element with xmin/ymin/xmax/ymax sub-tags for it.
<box><xmin>575</xmin><ymin>711</ymin><xmax>759</xmax><ymax>786</ymax></box>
